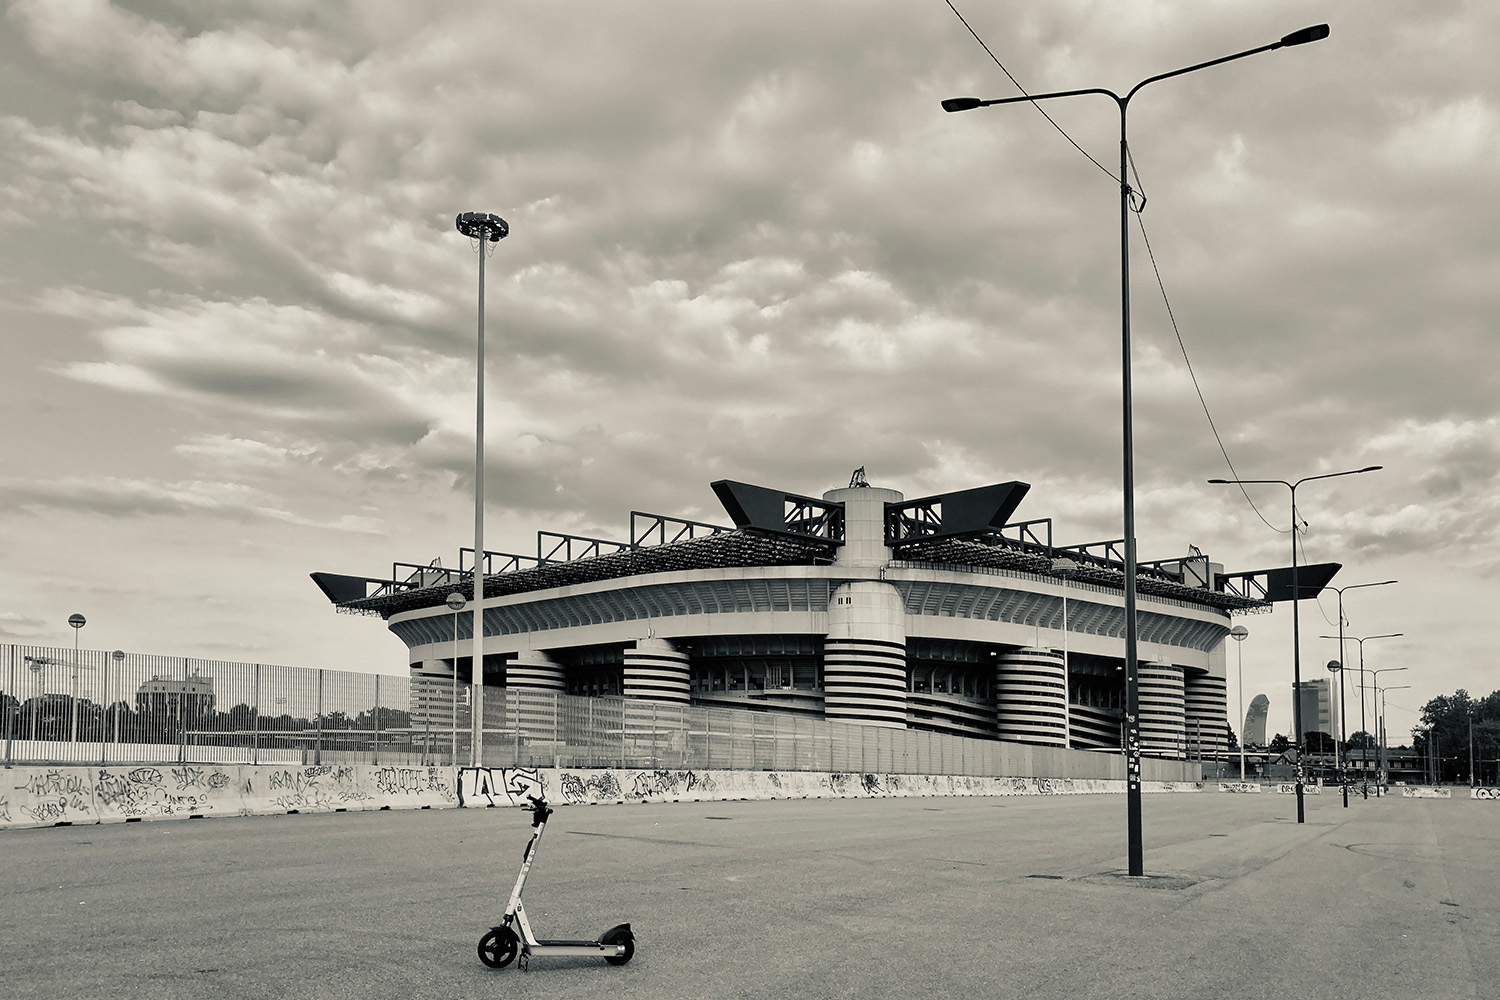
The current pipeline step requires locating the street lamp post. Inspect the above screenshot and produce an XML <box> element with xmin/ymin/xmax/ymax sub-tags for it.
<box><xmin>1230</xmin><ymin>625</ymin><xmax>1249</xmax><ymax>781</ymax></box>
<box><xmin>68</xmin><ymin>613</ymin><xmax>86</xmax><ymax>746</ymax></box>
<box><xmin>455</xmin><ymin>211</ymin><xmax>508</xmax><ymax>769</ymax></box>
<box><xmin>1326</xmin><ymin>659</ymin><xmax>1350</xmax><ymax>806</ymax></box>
<box><xmin>1370</xmin><ymin>667</ymin><xmax>1407</xmax><ymax>788</ymax></box>
<box><xmin>446</xmin><ymin>591</ymin><xmax>466</xmax><ymax>767</ymax></box>
<box><xmin>1210</xmin><ymin>466</ymin><xmax>1381</xmax><ymax>823</ymax></box>
<box><xmin>1324</xmin><ymin>634</ymin><xmax>1403</xmax><ymax>797</ymax></box>
<box><xmin>1051</xmin><ymin>557</ymin><xmax>1078</xmax><ymax>748</ymax></box>
<box><xmin>946</xmin><ymin>22</ymin><xmax>1330</xmax><ymax>874</ymax></box>
<box><xmin>1378</xmin><ymin>683</ymin><xmax>1410</xmax><ymax>788</ymax></box>
<box><xmin>1321</xmin><ymin>579</ymin><xmax>1397</xmax><ymax>806</ymax></box>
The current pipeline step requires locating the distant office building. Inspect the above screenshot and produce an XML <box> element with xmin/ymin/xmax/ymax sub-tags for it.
<box><xmin>1244</xmin><ymin>693</ymin><xmax>1269</xmax><ymax>746</ymax></box>
<box><xmin>1293</xmin><ymin>678</ymin><xmax>1333</xmax><ymax>739</ymax></box>
<box><xmin>135</xmin><ymin>673</ymin><xmax>216</xmax><ymax>722</ymax></box>
<box><xmin>136</xmin><ymin>673</ymin><xmax>215</xmax><ymax>703</ymax></box>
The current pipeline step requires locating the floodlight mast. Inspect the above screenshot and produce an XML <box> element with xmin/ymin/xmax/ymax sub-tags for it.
<box><xmin>455</xmin><ymin>211</ymin><xmax>509</xmax><ymax>767</ymax></box>
<box><xmin>943</xmin><ymin>23</ymin><xmax>1329</xmax><ymax>877</ymax></box>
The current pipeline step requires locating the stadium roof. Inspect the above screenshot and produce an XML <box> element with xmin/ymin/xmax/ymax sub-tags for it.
<box><xmin>313</xmin><ymin>517</ymin><xmax>1270</xmax><ymax>619</ymax></box>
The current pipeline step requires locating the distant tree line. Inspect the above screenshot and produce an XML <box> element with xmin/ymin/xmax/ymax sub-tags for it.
<box><xmin>1413</xmin><ymin>689</ymin><xmax>1500</xmax><ymax>785</ymax></box>
<box><xmin>1</xmin><ymin>688</ymin><xmax>411</xmax><ymax>746</ymax></box>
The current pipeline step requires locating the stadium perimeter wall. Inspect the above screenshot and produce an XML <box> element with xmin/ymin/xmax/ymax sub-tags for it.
<box><xmin>6</xmin><ymin>763</ymin><xmax>1496</xmax><ymax>830</ymax></box>
<box><xmin>3</xmin><ymin>762</ymin><xmax>1193</xmax><ymax>830</ymax></box>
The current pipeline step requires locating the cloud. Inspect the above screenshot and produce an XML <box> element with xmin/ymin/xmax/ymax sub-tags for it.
<box><xmin>0</xmin><ymin>473</ymin><xmax>384</xmax><ymax>534</ymax></box>
<box><xmin>0</xmin><ymin>0</ymin><xmax>1498</xmax><ymax>694</ymax></box>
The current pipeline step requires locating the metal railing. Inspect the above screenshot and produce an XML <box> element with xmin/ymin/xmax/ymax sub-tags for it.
<box><xmin>2</xmin><ymin>644</ymin><xmax>1199</xmax><ymax>782</ymax></box>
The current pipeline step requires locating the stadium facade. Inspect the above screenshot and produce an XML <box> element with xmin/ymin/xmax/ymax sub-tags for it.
<box><xmin>314</xmin><ymin>475</ymin><xmax>1277</xmax><ymax>759</ymax></box>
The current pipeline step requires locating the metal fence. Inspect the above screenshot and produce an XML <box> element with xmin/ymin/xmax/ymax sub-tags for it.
<box><xmin>2</xmin><ymin>643</ymin><xmax>1199</xmax><ymax>782</ymax></box>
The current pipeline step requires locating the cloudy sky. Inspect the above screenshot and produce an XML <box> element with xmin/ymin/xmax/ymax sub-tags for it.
<box><xmin>3</xmin><ymin>0</ymin><xmax>1496</xmax><ymax>744</ymax></box>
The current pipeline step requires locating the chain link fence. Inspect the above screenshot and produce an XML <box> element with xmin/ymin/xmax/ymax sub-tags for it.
<box><xmin>2</xmin><ymin>644</ymin><xmax>1198</xmax><ymax>781</ymax></box>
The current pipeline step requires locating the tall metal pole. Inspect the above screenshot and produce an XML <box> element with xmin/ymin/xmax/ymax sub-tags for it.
<box><xmin>1321</xmin><ymin>580</ymin><xmax>1398</xmax><ymax>801</ymax></box>
<box><xmin>1288</xmin><ymin>483</ymin><xmax>1305</xmax><ymax>823</ymax></box>
<box><xmin>1117</xmin><ymin>104</ymin><xmax>1144</xmax><ymax>875</ymax></box>
<box><xmin>1333</xmin><ymin>637</ymin><xmax>1402</xmax><ymax>795</ymax></box>
<box><xmin>1334</xmin><ymin>590</ymin><xmax>1347</xmax><ymax>801</ymax></box>
<box><xmin>1331</xmin><ymin>657</ymin><xmax>1348</xmax><ymax>806</ymax></box>
<box><xmin>472</xmin><ymin>239</ymin><xmax>486</xmax><ymax>768</ymax></box>
<box><xmin>447</xmin><ymin>594</ymin><xmax>466</xmax><ymax>766</ymax></box>
<box><xmin>1358</xmin><ymin>645</ymin><xmax>1369</xmax><ymax>795</ymax></box>
<box><xmin>1052</xmin><ymin>557</ymin><xmax>1077</xmax><ymax>749</ymax></box>
<box><xmin>456</xmin><ymin>212</ymin><xmax>508</xmax><ymax>770</ymax></box>
<box><xmin>1377</xmin><ymin>684</ymin><xmax>1407</xmax><ymax>786</ymax></box>
<box><xmin>68</xmin><ymin>614</ymin><xmax>86</xmax><ymax>746</ymax></box>
<box><xmin>1209</xmin><ymin>467</ymin><xmax>1382</xmax><ymax>822</ymax></box>
<box><xmin>1231</xmin><ymin>626</ymin><xmax>1248</xmax><ymax>781</ymax></box>
<box><xmin>1471</xmin><ymin>713</ymin><xmax>1476</xmax><ymax>787</ymax></box>
<box><xmin>942</xmin><ymin>22</ymin><xmax>1329</xmax><ymax>873</ymax></box>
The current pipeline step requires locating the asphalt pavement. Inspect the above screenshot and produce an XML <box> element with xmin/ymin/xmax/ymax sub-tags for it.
<box><xmin>4</xmin><ymin>790</ymin><xmax>1494</xmax><ymax>999</ymax></box>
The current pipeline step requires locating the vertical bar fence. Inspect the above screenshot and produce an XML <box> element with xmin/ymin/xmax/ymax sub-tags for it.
<box><xmin>1</xmin><ymin>643</ymin><xmax>1201</xmax><ymax>781</ymax></box>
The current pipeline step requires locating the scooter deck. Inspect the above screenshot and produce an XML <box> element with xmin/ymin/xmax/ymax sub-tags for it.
<box><xmin>526</xmin><ymin>941</ymin><xmax>625</xmax><ymax>958</ymax></box>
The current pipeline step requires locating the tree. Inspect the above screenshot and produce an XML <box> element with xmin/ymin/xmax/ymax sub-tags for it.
<box><xmin>1304</xmin><ymin>731</ymin><xmax>1336</xmax><ymax>754</ymax></box>
<box><xmin>1414</xmin><ymin>688</ymin><xmax>1500</xmax><ymax>784</ymax></box>
<box><xmin>1268</xmin><ymin>733</ymin><xmax>1290</xmax><ymax>753</ymax></box>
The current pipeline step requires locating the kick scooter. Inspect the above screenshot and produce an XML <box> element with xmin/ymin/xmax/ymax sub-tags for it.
<box><xmin>477</xmin><ymin>795</ymin><xmax>635</xmax><ymax>969</ymax></box>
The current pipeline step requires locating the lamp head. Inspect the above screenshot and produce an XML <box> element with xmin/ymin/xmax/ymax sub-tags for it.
<box><xmin>941</xmin><ymin>97</ymin><xmax>984</xmax><ymax>113</ymax></box>
<box><xmin>445</xmin><ymin>592</ymin><xmax>467</xmax><ymax>612</ymax></box>
<box><xmin>1280</xmin><ymin>24</ymin><xmax>1330</xmax><ymax>47</ymax></box>
<box><xmin>68</xmin><ymin>613</ymin><xmax>86</xmax><ymax>629</ymax></box>
<box><xmin>1230</xmin><ymin>625</ymin><xmax>1249</xmax><ymax>641</ymax></box>
<box><xmin>456</xmin><ymin>212</ymin><xmax>509</xmax><ymax>242</ymax></box>
<box><xmin>1326</xmin><ymin>659</ymin><xmax>1341</xmax><ymax>672</ymax></box>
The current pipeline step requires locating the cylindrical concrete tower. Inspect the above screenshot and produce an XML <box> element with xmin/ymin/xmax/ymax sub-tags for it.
<box><xmin>623</xmin><ymin>636</ymin><xmax>690</xmax><ymax>704</ymax></box>
<box><xmin>822</xmin><ymin>485</ymin><xmax>907</xmax><ymax>728</ymax></box>
<box><xmin>1184</xmin><ymin>671</ymin><xmax>1228</xmax><ymax>757</ymax></box>
<box><xmin>994</xmin><ymin>647</ymin><xmax>1068</xmax><ymax>746</ymax></box>
<box><xmin>506</xmin><ymin>649</ymin><xmax>565</xmax><ymax>740</ymax></box>
<box><xmin>507</xmin><ymin>649</ymin><xmax>565</xmax><ymax>692</ymax></box>
<box><xmin>1138</xmin><ymin>661</ymin><xmax>1187</xmax><ymax>758</ymax></box>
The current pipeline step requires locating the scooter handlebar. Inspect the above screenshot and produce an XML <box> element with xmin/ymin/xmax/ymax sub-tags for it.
<box><xmin>526</xmin><ymin>794</ymin><xmax>553</xmax><ymax>827</ymax></box>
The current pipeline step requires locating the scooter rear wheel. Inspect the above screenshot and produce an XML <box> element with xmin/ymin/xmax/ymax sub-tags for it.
<box><xmin>478</xmin><ymin>927</ymin><xmax>520</xmax><ymax>969</ymax></box>
<box><xmin>601</xmin><ymin>927</ymin><xmax>635</xmax><ymax>966</ymax></box>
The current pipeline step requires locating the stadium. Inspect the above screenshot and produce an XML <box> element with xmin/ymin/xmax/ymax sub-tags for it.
<box><xmin>313</xmin><ymin>472</ymin><xmax>1294</xmax><ymax>761</ymax></box>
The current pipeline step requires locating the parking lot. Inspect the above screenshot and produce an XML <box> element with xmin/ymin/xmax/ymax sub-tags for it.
<box><xmin>6</xmin><ymin>791</ymin><xmax>1495</xmax><ymax>1000</ymax></box>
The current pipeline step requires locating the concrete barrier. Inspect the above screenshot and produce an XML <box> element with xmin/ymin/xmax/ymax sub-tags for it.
<box><xmin>1472</xmin><ymin>787</ymin><xmax>1500</xmax><ymax>800</ymax></box>
<box><xmin>1218</xmin><ymin>782</ymin><xmax>1262</xmax><ymax>793</ymax></box>
<box><xmin>3</xmin><ymin>765</ymin><xmax>99</xmax><ymax>828</ymax></box>
<box><xmin>92</xmin><ymin>764</ymin><xmax>244</xmax><ymax>822</ymax></box>
<box><xmin>0</xmin><ymin>764</ymin><xmax>1203</xmax><ymax>829</ymax></box>
<box><xmin>240</xmin><ymin>764</ymin><xmax>379</xmax><ymax>814</ymax></box>
<box><xmin>1402</xmin><ymin>786</ymin><xmax>1452</xmax><ymax>798</ymax></box>
<box><xmin>447</xmin><ymin>768</ymin><xmax>1201</xmax><ymax>808</ymax></box>
<box><xmin>1274</xmin><ymin>783</ymin><xmax>1320</xmax><ymax>794</ymax></box>
<box><xmin>366</xmin><ymin>765</ymin><xmax>458</xmax><ymax>810</ymax></box>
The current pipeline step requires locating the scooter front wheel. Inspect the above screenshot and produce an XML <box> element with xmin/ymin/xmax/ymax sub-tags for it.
<box><xmin>478</xmin><ymin>927</ymin><xmax>520</xmax><ymax>969</ymax></box>
<box><xmin>601</xmin><ymin>927</ymin><xmax>635</xmax><ymax>966</ymax></box>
